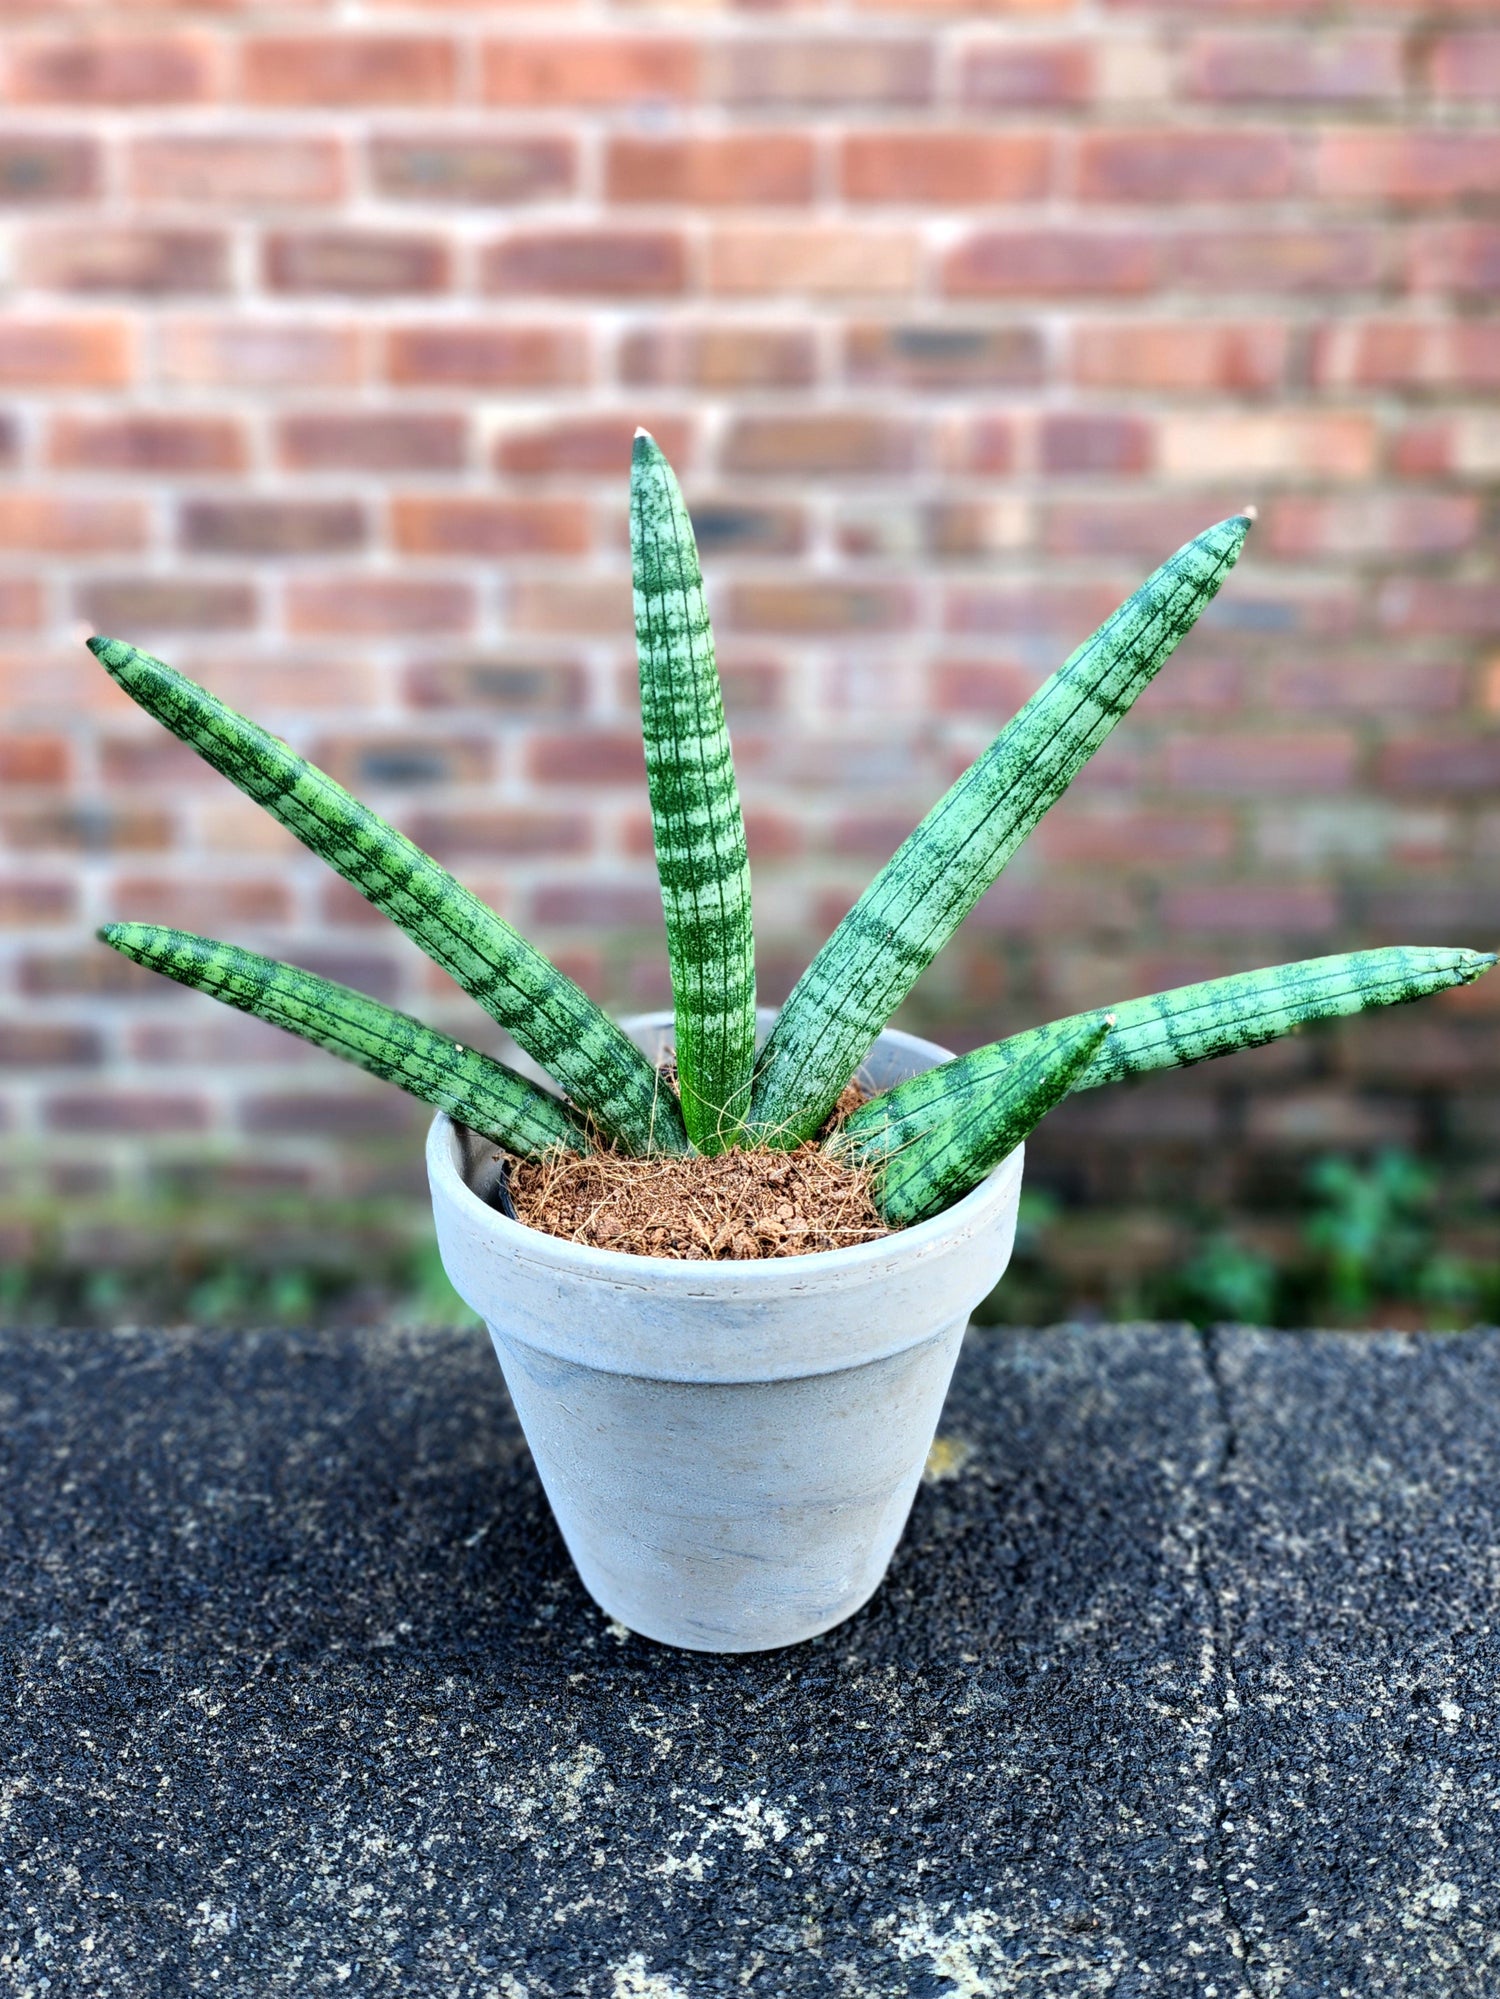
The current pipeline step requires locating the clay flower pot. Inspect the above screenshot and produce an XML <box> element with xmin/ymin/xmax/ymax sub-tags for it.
<box><xmin>427</xmin><ymin>1012</ymin><xmax>1024</xmax><ymax>1654</ymax></box>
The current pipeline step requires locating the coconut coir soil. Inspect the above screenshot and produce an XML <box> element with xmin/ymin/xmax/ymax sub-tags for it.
<box><xmin>507</xmin><ymin>1081</ymin><xmax>891</xmax><ymax>1260</ymax></box>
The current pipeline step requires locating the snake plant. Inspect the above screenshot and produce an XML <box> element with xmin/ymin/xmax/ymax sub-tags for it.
<box><xmin>96</xmin><ymin>432</ymin><xmax>1494</xmax><ymax>1232</ymax></box>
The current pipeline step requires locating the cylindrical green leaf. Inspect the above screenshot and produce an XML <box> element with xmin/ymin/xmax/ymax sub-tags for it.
<box><xmin>750</xmin><ymin>514</ymin><xmax>1252</xmax><ymax>1146</ymax></box>
<box><xmin>88</xmin><ymin>635</ymin><xmax>684</xmax><ymax>1156</ymax></box>
<box><xmin>1061</xmin><ymin>945</ymin><xmax>1495</xmax><ymax>1090</ymax></box>
<box><xmin>632</xmin><ymin>431</ymin><xmax>756</xmax><ymax>1153</ymax></box>
<box><xmin>839</xmin><ymin>950</ymin><xmax>1494</xmax><ymax>1213</ymax></box>
<box><xmin>101</xmin><ymin>923</ymin><xmax>590</xmax><ymax>1159</ymax></box>
<box><xmin>835</xmin><ymin>1015</ymin><xmax>1113</xmax><ymax>1228</ymax></box>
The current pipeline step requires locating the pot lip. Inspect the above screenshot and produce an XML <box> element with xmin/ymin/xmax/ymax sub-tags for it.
<box><xmin>426</xmin><ymin>1013</ymin><xmax>1024</xmax><ymax>1298</ymax></box>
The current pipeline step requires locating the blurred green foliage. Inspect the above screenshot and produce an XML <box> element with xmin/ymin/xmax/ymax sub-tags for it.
<box><xmin>0</xmin><ymin>1147</ymin><xmax>1493</xmax><ymax>1331</ymax></box>
<box><xmin>976</xmin><ymin>1148</ymin><xmax>1498</xmax><ymax>1330</ymax></box>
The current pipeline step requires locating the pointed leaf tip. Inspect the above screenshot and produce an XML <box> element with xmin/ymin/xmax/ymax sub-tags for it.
<box><xmin>1240</xmin><ymin>504</ymin><xmax>1258</xmax><ymax>524</ymax></box>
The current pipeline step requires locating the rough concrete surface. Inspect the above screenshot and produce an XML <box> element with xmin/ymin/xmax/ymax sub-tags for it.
<box><xmin>3</xmin><ymin>1322</ymin><xmax>1498</xmax><ymax>1998</ymax></box>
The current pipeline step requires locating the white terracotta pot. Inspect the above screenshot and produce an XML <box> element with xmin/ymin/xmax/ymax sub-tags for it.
<box><xmin>427</xmin><ymin>1011</ymin><xmax>1023</xmax><ymax>1654</ymax></box>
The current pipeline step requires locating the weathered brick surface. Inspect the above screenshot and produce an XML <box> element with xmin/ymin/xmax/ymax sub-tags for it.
<box><xmin>0</xmin><ymin>0</ymin><xmax>1495</xmax><ymax>1217</ymax></box>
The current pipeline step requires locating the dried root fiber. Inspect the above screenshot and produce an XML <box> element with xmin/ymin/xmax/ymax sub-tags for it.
<box><xmin>504</xmin><ymin>1082</ymin><xmax>889</xmax><ymax>1260</ymax></box>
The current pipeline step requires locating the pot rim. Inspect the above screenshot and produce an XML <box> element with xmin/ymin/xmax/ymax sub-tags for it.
<box><xmin>427</xmin><ymin>1014</ymin><xmax>1024</xmax><ymax>1299</ymax></box>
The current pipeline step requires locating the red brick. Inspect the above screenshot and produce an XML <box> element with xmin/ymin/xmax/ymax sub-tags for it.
<box><xmin>943</xmin><ymin>416</ymin><xmax>1019</xmax><ymax>475</ymax></box>
<box><xmin>608</xmin><ymin>135</ymin><xmax>816</xmax><ymax>207</ymax></box>
<box><xmin>1317</xmin><ymin>131</ymin><xmax>1500</xmax><ymax>204</ymax></box>
<box><xmin>842</xmin><ymin>132</ymin><xmax>1052</xmax><ymax>204</ymax></box>
<box><xmin>1378</xmin><ymin>579</ymin><xmax>1500</xmax><ymax>639</ymax></box>
<box><xmin>961</xmin><ymin>40</ymin><xmax>1092</xmax><ymax>106</ymax></box>
<box><xmin>857</xmin><ymin>0</ymin><xmax>1076</xmax><ymax>9</ymax></box>
<box><xmin>277</xmin><ymin>411</ymin><xmax>467</xmax><ymax>473</ymax></box>
<box><xmin>0</xmin><ymin>581</ymin><xmax>43</xmax><ymax>630</ymax></box>
<box><xmin>405</xmin><ymin>811</ymin><xmax>589</xmax><ymax>861</ymax></box>
<box><xmin>240</xmin><ymin>1091</ymin><xmax>417</xmax><ymax>1139</ymax></box>
<box><xmin>404</xmin><ymin>657</ymin><xmax>586</xmax><ymax>715</ymax></box>
<box><xmin>392</xmin><ymin>497</ymin><xmax>588</xmax><ymax>558</ymax></box>
<box><xmin>135</xmin><ymin>140</ymin><xmax>342</xmax><ymax>216</ymax></box>
<box><xmin>286</xmin><ymin>576</ymin><xmax>473</xmax><ymax>638</ymax></box>
<box><xmin>48</xmin><ymin>412</ymin><xmax>246</xmax><ymax>475</ymax></box>
<box><xmin>3</xmin><ymin>804</ymin><xmax>173</xmax><ymax>854</ymax></box>
<box><xmin>846</xmin><ymin>322</ymin><xmax>1045</xmax><ymax>390</ymax></box>
<box><xmin>508</xmin><ymin>577</ymin><xmax>629</xmax><ymax>637</ymax></box>
<box><xmin>46</xmin><ymin>1092</ymin><xmax>211</xmax><ymax>1135</ymax></box>
<box><xmin>385</xmin><ymin>323</ymin><xmax>586</xmax><ymax>389</ymax></box>
<box><xmin>620</xmin><ymin>324</ymin><xmax>816</xmax><ymax>390</ymax></box>
<box><xmin>107</xmin><ymin>877</ymin><xmax>292</xmax><ymax>928</ymax></box>
<box><xmin>0</xmin><ymin>878</ymin><xmax>75</xmax><ymax>925</ymax></box>
<box><xmin>100</xmin><ymin>733</ymin><xmax>225</xmax><ymax>786</ymax></box>
<box><xmin>1161</xmin><ymin>883</ymin><xmax>1341</xmax><ymax>937</ymax></box>
<box><xmin>481</xmin><ymin>37</ymin><xmax>696</xmax><ymax>105</ymax></box>
<box><xmin>158</xmin><ymin>318</ymin><xmax>362</xmax><ymax>388</ymax></box>
<box><xmin>179</xmin><ymin>498</ymin><xmax>367</xmax><ymax>559</ymax></box>
<box><xmin>691</xmin><ymin>502</ymin><xmax>806</xmax><ymax>558</ymax></box>
<box><xmin>8</xmin><ymin>36</ymin><xmax>216</xmax><ymax>105</ymax></box>
<box><xmin>1391</xmin><ymin>415</ymin><xmax>1500</xmax><ymax>479</ymax></box>
<box><xmin>0</xmin><ymin>1023</ymin><xmax>101</xmax><ymax>1068</ymax></box>
<box><xmin>482</xmin><ymin>230</ymin><xmax>685</xmax><ymax>298</ymax></box>
<box><xmin>1039</xmin><ymin>414</ymin><xmax>1152</xmax><ymax>476</ymax></box>
<box><xmin>1411</xmin><ymin>223</ymin><xmax>1500</xmax><ymax>298</ymax></box>
<box><xmin>1428</xmin><ymin>32</ymin><xmax>1500</xmax><ymax>98</ymax></box>
<box><xmin>1311</xmin><ymin>321</ymin><xmax>1500</xmax><ymax>393</ymax></box>
<box><xmin>1380</xmin><ymin>737</ymin><xmax>1500</xmax><ymax>794</ymax></box>
<box><xmin>946</xmin><ymin>230</ymin><xmax>1159</xmax><ymax>296</ymax></box>
<box><xmin>724</xmin><ymin>581</ymin><xmax>913</xmax><ymax>635</ymax></box>
<box><xmin>265</xmin><ymin>230</ymin><xmax>449</xmax><ymax>296</ymax></box>
<box><xmin>243</xmin><ymin>37</ymin><xmax>455</xmax><ymax>106</ymax></box>
<box><xmin>0</xmin><ymin>132</ymin><xmax>100</xmax><ymax>200</ymax></box>
<box><xmin>310</xmin><ymin>735</ymin><xmax>492</xmax><ymax>789</ymax></box>
<box><xmin>943</xmin><ymin>581</ymin><xmax>1155</xmax><ymax>646</ymax></box>
<box><xmin>528</xmin><ymin>732</ymin><xmax>645</xmax><ymax>786</ymax></box>
<box><xmin>531</xmin><ymin>883</ymin><xmax>664</xmax><ymax>930</ymax></box>
<box><xmin>1072</xmin><ymin>321</ymin><xmax>1288</xmax><ymax>393</ymax></box>
<box><xmin>1078</xmin><ymin>129</ymin><xmax>1295</xmax><ymax>203</ymax></box>
<box><xmin>1265</xmin><ymin>494</ymin><xmax>1481</xmax><ymax>560</ymax></box>
<box><xmin>370</xmin><ymin>132</ymin><xmax>574</xmax><ymax>203</ymax></box>
<box><xmin>494</xmin><ymin>414</ymin><xmax>691</xmax><ymax>478</ymax></box>
<box><xmin>1172</xmin><ymin>228</ymin><xmax>1386</xmax><ymax>292</ymax></box>
<box><xmin>1158</xmin><ymin>412</ymin><xmax>1376</xmax><ymax>481</ymax></box>
<box><xmin>0</xmin><ymin>736</ymin><xmax>68</xmax><ymax>784</ymax></box>
<box><xmin>841</xmin><ymin>496</ymin><xmax>1029</xmax><ymax>562</ymax></box>
<box><xmin>1164</xmin><ymin>732</ymin><xmax>1357</xmax><ymax>794</ymax></box>
<box><xmin>78</xmin><ymin>579</ymin><xmax>257</xmax><ymax>634</ymax></box>
<box><xmin>933</xmin><ymin>659</ymin><xmax>1044</xmax><ymax>719</ymax></box>
<box><xmin>705</xmin><ymin>38</ymin><xmax>931</xmax><ymax>105</ymax></box>
<box><xmin>723</xmin><ymin>414</ymin><xmax>916</xmax><ymax>478</ymax></box>
<box><xmin>1265</xmin><ymin>655</ymin><xmax>1467</xmax><ymax>715</ymax></box>
<box><xmin>1038</xmin><ymin>806</ymin><xmax>1238</xmax><ymax>868</ymax></box>
<box><xmin>0</xmin><ymin>493</ymin><xmax>146</xmax><ymax>556</ymax></box>
<box><xmin>1188</xmin><ymin>33</ymin><xmax>1403</xmax><ymax>101</ymax></box>
<box><xmin>20</xmin><ymin>226</ymin><xmax>227</xmax><ymax>294</ymax></box>
<box><xmin>710</xmin><ymin>226</ymin><xmax>921</xmax><ymax>296</ymax></box>
<box><xmin>18</xmin><ymin>949</ymin><xmax>170</xmax><ymax>998</ymax></box>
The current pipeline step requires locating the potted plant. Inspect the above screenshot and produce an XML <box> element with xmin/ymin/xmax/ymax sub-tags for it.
<box><xmin>92</xmin><ymin>434</ymin><xmax>1493</xmax><ymax>1652</ymax></box>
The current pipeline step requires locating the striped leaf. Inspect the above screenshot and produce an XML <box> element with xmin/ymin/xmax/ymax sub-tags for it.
<box><xmin>1047</xmin><ymin>945</ymin><xmax>1495</xmax><ymax>1091</ymax></box>
<box><xmin>834</xmin><ymin>1015</ymin><xmax>1113</xmax><ymax>1228</ymax></box>
<box><xmin>839</xmin><ymin>949</ymin><xmax>1495</xmax><ymax>1210</ymax></box>
<box><xmin>88</xmin><ymin>635</ymin><xmax>685</xmax><ymax>1157</ymax></box>
<box><xmin>750</xmin><ymin>513</ymin><xmax>1253</xmax><ymax>1146</ymax></box>
<box><xmin>632</xmin><ymin>429</ymin><xmax>756</xmax><ymax>1153</ymax></box>
<box><xmin>101</xmin><ymin>923</ymin><xmax>589</xmax><ymax>1160</ymax></box>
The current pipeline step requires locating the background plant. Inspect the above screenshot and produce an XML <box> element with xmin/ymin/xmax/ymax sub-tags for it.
<box><xmin>95</xmin><ymin>436</ymin><xmax>1492</xmax><ymax>1234</ymax></box>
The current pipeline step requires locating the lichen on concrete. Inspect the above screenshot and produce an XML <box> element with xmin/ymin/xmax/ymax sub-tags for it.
<box><xmin>3</xmin><ymin>1322</ymin><xmax>1498</xmax><ymax>1996</ymax></box>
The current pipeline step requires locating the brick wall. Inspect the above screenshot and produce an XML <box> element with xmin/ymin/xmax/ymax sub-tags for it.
<box><xmin>1</xmin><ymin>1</ymin><xmax>1497</xmax><ymax>1232</ymax></box>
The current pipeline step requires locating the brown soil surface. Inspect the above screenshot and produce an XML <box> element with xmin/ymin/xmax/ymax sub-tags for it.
<box><xmin>507</xmin><ymin>1080</ymin><xmax>891</xmax><ymax>1260</ymax></box>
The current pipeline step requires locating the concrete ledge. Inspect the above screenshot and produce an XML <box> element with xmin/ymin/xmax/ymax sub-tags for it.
<box><xmin>4</xmin><ymin>1322</ymin><xmax>1499</xmax><ymax>1997</ymax></box>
